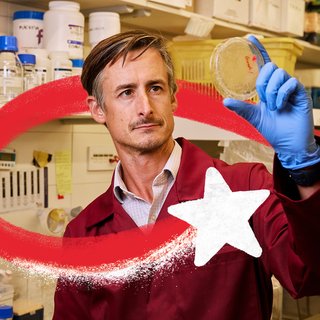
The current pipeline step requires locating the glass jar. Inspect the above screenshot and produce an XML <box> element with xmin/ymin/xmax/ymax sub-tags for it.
<box><xmin>0</xmin><ymin>35</ymin><xmax>23</xmax><ymax>107</ymax></box>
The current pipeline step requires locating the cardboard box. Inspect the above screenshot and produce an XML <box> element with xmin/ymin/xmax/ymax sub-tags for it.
<box><xmin>0</xmin><ymin>284</ymin><xmax>14</xmax><ymax>306</ymax></box>
<box><xmin>13</xmin><ymin>300</ymin><xmax>44</xmax><ymax>320</ymax></box>
<box><xmin>195</xmin><ymin>0</ymin><xmax>250</xmax><ymax>25</ymax></box>
<box><xmin>249</xmin><ymin>0</ymin><xmax>281</xmax><ymax>32</ymax></box>
<box><xmin>280</xmin><ymin>0</ymin><xmax>305</xmax><ymax>36</ymax></box>
<box><xmin>304</xmin><ymin>12</ymin><xmax>319</xmax><ymax>33</ymax></box>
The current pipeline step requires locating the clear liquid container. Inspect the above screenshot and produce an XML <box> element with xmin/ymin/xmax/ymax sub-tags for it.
<box><xmin>49</xmin><ymin>51</ymin><xmax>72</xmax><ymax>80</ymax></box>
<box><xmin>71</xmin><ymin>58</ymin><xmax>83</xmax><ymax>76</ymax></box>
<box><xmin>0</xmin><ymin>36</ymin><xmax>23</xmax><ymax>108</ymax></box>
<box><xmin>26</xmin><ymin>48</ymin><xmax>52</xmax><ymax>84</ymax></box>
<box><xmin>0</xmin><ymin>305</ymin><xmax>13</xmax><ymax>320</ymax></box>
<box><xmin>18</xmin><ymin>53</ymin><xmax>38</xmax><ymax>91</ymax></box>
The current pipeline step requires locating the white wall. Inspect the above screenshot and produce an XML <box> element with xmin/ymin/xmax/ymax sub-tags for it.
<box><xmin>1</xmin><ymin>120</ymin><xmax>115</xmax><ymax>319</ymax></box>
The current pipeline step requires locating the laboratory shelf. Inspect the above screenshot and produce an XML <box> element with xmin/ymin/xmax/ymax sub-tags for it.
<box><xmin>3</xmin><ymin>0</ymin><xmax>320</xmax><ymax>67</ymax></box>
<box><xmin>2</xmin><ymin>0</ymin><xmax>320</xmax><ymax>134</ymax></box>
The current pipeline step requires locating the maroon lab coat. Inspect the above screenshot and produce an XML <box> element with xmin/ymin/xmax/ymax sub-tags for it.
<box><xmin>53</xmin><ymin>138</ymin><xmax>320</xmax><ymax>320</ymax></box>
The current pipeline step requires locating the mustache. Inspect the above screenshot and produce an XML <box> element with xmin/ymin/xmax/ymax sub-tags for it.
<box><xmin>130</xmin><ymin>117</ymin><xmax>164</xmax><ymax>130</ymax></box>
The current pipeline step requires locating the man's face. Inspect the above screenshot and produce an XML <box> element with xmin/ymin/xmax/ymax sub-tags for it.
<box><xmin>92</xmin><ymin>47</ymin><xmax>177</xmax><ymax>155</ymax></box>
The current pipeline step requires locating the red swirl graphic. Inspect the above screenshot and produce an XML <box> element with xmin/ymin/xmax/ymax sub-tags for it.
<box><xmin>0</xmin><ymin>76</ymin><xmax>319</xmax><ymax>274</ymax></box>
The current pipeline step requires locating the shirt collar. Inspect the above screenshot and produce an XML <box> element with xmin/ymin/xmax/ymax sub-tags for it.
<box><xmin>83</xmin><ymin>138</ymin><xmax>214</xmax><ymax>230</ymax></box>
<box><xmin>113</xmin><ymin>141</ymin><xmax>182</xmax><ymax>203</ymax></box>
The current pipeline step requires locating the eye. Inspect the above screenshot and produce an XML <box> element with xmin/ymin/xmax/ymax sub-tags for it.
<box><xmin>150</xmin><ymin>85</ymin><xmax>162</xmax><ymax>93</ymax></box>
<box><xmin>119</xmin><ymin>89</ymin><xmax>133</xmax><ymax>97</ymax></box>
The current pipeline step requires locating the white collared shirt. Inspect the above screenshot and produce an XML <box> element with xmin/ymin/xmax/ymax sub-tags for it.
<box><xmin>113</xmin><ymin>141</ymin><xmax>182</xmax><ymax>227</ymax></box>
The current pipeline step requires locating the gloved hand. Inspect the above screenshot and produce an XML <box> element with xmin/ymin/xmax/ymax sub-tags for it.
<box><xmin>223</xmin><ymin>35</ymin><xmax>320</xmax><ymax>170</ymax></box>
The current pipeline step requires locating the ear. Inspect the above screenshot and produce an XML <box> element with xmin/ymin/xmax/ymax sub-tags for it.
<box><xmin>87</xmin><ymin>96</ymin><xmax>106</xmax><ymax>124</ymax></box>
<box><xmin>171</xmin><ymin>94</ymin><xmax>178</xmax><ymax>113</ymax></box>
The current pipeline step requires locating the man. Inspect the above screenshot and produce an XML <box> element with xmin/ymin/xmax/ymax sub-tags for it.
<box><xmin>53</xmin><ymin>30</ymin><xmax>320</xmax><ymax>319</ymax></box>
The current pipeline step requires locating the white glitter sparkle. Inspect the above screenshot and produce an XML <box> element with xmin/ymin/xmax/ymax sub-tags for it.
<box><xmin>5</xmin><ymin>227</ymin><xmax>196</xmax><ymax>285</ymax></box>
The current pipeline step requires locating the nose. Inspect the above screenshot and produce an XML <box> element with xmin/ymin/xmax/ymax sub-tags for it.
<box><xmin>136</xmin><ymin>90</ymin><xmax>153</xmax><ymax>116</ymax></box>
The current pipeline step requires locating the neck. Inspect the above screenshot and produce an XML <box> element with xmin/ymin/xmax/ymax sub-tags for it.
<box><xmin>118</xmin><ymin>139</ymin><xmax>175</xmax><ymax>202</ymax></box>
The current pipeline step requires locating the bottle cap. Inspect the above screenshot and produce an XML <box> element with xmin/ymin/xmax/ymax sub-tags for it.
<box><xmin>48</xmin><ymin>1</ymin><xmax>80</xmax><ymax>11</ymax></box>
<box><xmin>18</xmin><ymin>53</ymin><xmax>36</xmax><ymax>65</ymax></box>
<box><xmin>13</xmin><ymin>10</ymin><xmax>44</xmax><ymax>20</ymax></box>
<box><xmin>0</xmin><ymin>305</ymin><xmax>13</xmax><ymax>318</ymax></box>
<box><xmin>0</xmin><ymin>35</ymin><xmax>18</xmax><ymax>52</ymax></box>
<box><xmin>210</xmin><ymin>37</ymin><xmax>265</xmax><ymax>100</ymax></box>
<box><xmin>71</xmin><ymin>59</ymin><xmax>84</xmax><ymax>68</ymax></box>
<box><xmin>89</xmin><ymin>12</ymin><xmax>120</xmax><ymax>18</ymax></box>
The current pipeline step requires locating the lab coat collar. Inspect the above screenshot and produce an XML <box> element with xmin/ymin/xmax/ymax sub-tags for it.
<box><xmin>84</xmin><ymin>137</ymin><xmax>214</xmax><ymax>229</ymax></box>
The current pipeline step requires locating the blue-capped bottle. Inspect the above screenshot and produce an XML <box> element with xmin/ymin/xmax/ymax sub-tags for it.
<box><xmin>71</xmin><ymin>58</ymin><xmax>83</xmax><ymax>76</ymax></box>
<box><xmin>18</xmin><ymin>53</ymin><xmax>38</xmax><ymax>91</ymax></box>
<box><xmin>0</xmin><ymin>305</ymin><xmax>13</xmax><ymax>320</ymax></box>
<box><xmin>0</xmin><ymin>35</ymin><xmax>23</xmax><ymax>108</ymax></box>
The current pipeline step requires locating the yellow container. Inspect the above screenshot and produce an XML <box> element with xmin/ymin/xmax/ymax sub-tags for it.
<box><xmin>261</xmin><ymin>38</ymin><xmax>303</xmax><ymax>75</ymax></box>
<box><xmin>168</xmin><ymin>39</ymin><xmax>222</xmax><ymax>85</ymax></box>
<box><xmin>168</xmin><ymin>37</ymin><xmax>303</xmax><ymax>87</ymax></box>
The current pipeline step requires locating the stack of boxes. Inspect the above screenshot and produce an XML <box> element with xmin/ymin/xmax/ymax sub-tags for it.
<box><xmin>0</xmin><ymin>0</ymin><xmax>314</xmax><ymax>40</ymax></box>
<box><xmin>195</xmin><ymin>0</ymin><xmax>306</xmax><ymax>37</ymax></box>
<box><xmin>304</xmin><ymin>0</ymin><xmax>320</xmax><ymax>45</ymax></box>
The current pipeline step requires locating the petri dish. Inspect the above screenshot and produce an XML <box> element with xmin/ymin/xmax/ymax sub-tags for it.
<box><xmin>210</xmin><ymin>37</ymin><xmax>265</xmax><ymax>100</ymax></box>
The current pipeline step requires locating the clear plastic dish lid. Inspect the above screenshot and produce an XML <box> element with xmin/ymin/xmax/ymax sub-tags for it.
<box><xmin>210</xmin><ymin>37</ymin><xmax>265</xmax><ymax>100</ymax></box>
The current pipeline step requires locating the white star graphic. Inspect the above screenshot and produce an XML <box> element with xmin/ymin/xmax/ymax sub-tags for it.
<box><xmin>168</xmin><ymin>167</ymin><xmax>270</xmax><ymax>267</ymax></box>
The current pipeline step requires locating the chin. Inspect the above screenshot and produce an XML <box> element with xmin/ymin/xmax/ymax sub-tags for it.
<box><xmin>134</xmin><ymin>134</ymin><xmax>172</xmax><ymax>153</ymax></box>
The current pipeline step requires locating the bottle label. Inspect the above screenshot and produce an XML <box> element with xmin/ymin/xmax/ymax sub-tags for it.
<box><xmin>0</xmin><ymin>76</ymin><xmax>23</xmax><ymax>103</ymax></box>
<box><xmin>35</xmin><ymin>68</ymin><xmax>48</xmax><ymax>85</ymax></box>
<box><xmin>25</xmin><ymin>78</ymin><xmax>38</xmax><ymax>91</ymax></box>
<box><xmin>13</xmin><ymin>20</ymin><xmax>44</xmax><ymax>50</ymax></box>
<box><xmin>0</xmin><ymin>76</ymin><xmax>23</xmax><ymax>90</ymax></box>
<box><xmin>68</xmin><ymin>24</ymin><xmax>84</xmax><ymax>50</ymax></box>
<box><xmin>53</xmin><ymin>68</ymin><xmax>72</xmax><ymax>80</ymax></box>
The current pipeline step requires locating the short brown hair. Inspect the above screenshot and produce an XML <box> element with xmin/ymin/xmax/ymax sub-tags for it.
<box><xmin>81</xmin><ymin>30</ymin><xmax>178</xmax><ymax>107</ymax></box>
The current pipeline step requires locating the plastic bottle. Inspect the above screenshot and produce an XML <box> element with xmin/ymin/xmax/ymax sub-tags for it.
<box><xmin>26</xmin><ymin>48</ymin><xmax>52</xmax><ymax>84</ymax></box>
<box><xmin>18</xmin><ymin>53</ymin><xmax>38</xmax><ymax>91</ymax></box>
<box><xmin>88</xmin><ymin>12</ymin><xmax>120</xmax><ymax>48</ymax></box>
<box><xmin>44</xmin><ymin>1</ymin><xmax>84</xmax><ymax>59</ymax></box>
<box><xmin>0</xmin><ymin>305</ymin><xmax>13</xmax><ymax>320</ymax></box>
<box><xmin>49</xmin><ymin>51</ymin><xmax>72</xmax><ymax>80</ymax></box>
<box><xmin>71</xmin><ymin>58</ymin><xmax>83</xmax><ymax>76</ymax></box>
<box><xmin>0</xmin><ymin>35</ymin><xmax>23</xmax><ymax>108</ymax></box>
<box><xmin>13</xmin><ymin>10</ymin><xmax>44</xmax><ymax>52</ymax></box>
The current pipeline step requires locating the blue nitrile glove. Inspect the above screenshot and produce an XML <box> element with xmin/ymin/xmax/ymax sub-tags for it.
<box><xmin>223</xmin><ymin>35</ymin><xmax>320</xmax><ymax>170</ymax></box>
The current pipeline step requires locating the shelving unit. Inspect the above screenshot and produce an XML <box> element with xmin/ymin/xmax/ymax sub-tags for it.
<box><xmin>3</xmin><ymin>0</ymin><xmax>320</xmax><ymax>67</ymax></box>
<box><xmin>2</xmin><ymin>0</ymin><xmax>320</xmax><ymax>128</ymax></box>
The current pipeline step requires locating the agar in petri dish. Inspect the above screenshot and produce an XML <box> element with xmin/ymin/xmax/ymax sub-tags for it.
<box><xmin>210</xmin><ymin>37</ymin><xmax>265</xmax><ymax>100</ymax></box>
